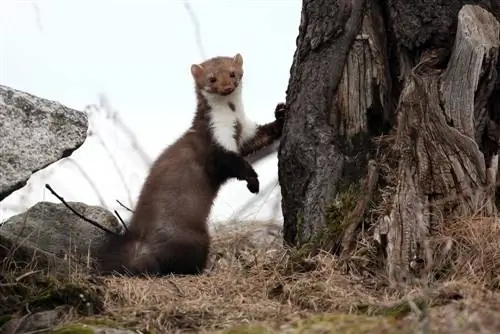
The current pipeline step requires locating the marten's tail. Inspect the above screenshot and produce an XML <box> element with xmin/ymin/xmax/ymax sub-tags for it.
<box><xmin>95</xmin><ymin>232</ymin><xmax>158</xmax><ymax>277</ymax></box>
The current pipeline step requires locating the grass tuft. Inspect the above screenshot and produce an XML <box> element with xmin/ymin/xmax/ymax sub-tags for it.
<box><xmin>1</xmin><ymin>217</ymin><xmax>500</xmax><ymax>333</ymax></box>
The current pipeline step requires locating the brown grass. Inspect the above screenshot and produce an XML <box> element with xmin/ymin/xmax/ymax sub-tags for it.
<box><xmin>431</xmin><ymin>216</ymin><xmax>500</xmax><ymax>288</ymax></box>
<box><xmin>2</xmin><ymin>218</ymin><xmax>500</xmax><ymax>333</ymax></box>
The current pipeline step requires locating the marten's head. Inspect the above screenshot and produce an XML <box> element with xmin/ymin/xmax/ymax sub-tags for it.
<box><xmin>190</xmin><ymin>53</ymin><xmax>244</xmax><ymax>97</ymax></box>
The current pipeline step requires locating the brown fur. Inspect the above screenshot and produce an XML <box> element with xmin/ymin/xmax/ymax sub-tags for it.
<box><xmin>191</xmin><ymin>55</ymin><xmax>244</xmax><ymax>96</ymax></box>
<box><xmin>95</xmin><ymin>54</ymin><xmax>287</xmax><ymax>277</ymax></box>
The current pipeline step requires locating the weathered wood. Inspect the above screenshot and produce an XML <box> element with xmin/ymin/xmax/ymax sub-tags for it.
<box><xmin>341</xmin><ymin>159</ymin><xmax>379</xmax><ymax>253</ymax></box>
<box><xmin>374</xmin><ymin>5</ymin><xmax>500</xmax><ymax>283</ymax></box>
<box><xmin>278</xmin><ymin>0</ymin><xmax>366</xmax><ymax>247</ymax></box>
<box><xmin>441</xmin><ymin>5</ymin><xmax>500</xmax><ymax>141</ymax></box>
<box><xmin>333</xmin><ymin>1</ymin><xmax>392</xmax><ymax>253</ymax></box>
<box><xmin>337</xmin><ymin>0</ymin><xmax>392</xmax><ymax>141</ymax></box>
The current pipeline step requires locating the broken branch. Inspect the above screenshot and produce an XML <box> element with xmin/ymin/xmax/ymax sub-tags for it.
<box><xmin>44</xmin><ymin>184</ymin><xmax>120</xmax><ymax>236</ymax></box>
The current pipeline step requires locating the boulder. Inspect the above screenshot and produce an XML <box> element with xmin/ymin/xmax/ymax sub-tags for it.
<box><xmin>1</xmin><ymin>307</ymin><xmax>137</xmax><ymax>334</ymax></box>
<box><xmin>0</xmin><ymin>307</ymin><xmax>70</xmax><ymax>333</ymax></box>
<box><xmin>0</xmin><ymin>201</ymin><xmax>122</xmax><ymax>263</ymax></box>
<box><xmin>0</xmin><ymin>85</ymin><xmax>88</xmax><ymax>201</ymax></box>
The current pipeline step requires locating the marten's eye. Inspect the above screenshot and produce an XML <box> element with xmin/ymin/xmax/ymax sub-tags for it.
<box><xmin>209</xmin><ymin>77</ymin><xmax>217</xmax><ymax>83</ymax></box>
<box><xmin>229</xmin><ymin>71</ymin><xmax>236</xmax><ymax>78</ymax></box>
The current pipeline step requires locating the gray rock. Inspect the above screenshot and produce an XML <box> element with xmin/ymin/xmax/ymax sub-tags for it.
<box><xmin>0</xmin><ymin>306</ymin><xmax>69</xmax><ymax>334</ymax></box>
<box><xmin>0</xmin><ymin>231</ymin><xmax>64</xmax><ymax>270</ymax></box>
<box><xmin>1</xmin><ymin>307</ymin><xmax>138</xmax><ymax>334</ymax></box>
<box><xmin>0</xmin><ymin>201</ymin><xmax>122</xmax><ymax>263</ymax></box>
<box><xmin>0</xmin><ymin>85</ymin><xmax>88</xmax><ymax>201</ymax></box>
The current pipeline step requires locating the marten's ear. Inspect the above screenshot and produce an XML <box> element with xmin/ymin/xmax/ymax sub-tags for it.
<box><xmin>190</xmin><ymin>64</ymin><xmax>204</xmax><ymax>79</ymax></box>
<box><xmin>233</xmin><ymin>53</ymin><xmax>243</xmax><ymax>67</ymax></box>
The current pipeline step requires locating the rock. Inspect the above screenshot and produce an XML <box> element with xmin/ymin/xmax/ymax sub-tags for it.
<box><xmin>0</xmin><ymin>85</ymin><xmax>88</xmax><ymax>201</ymax></box>
<box><xmin>0</xmin><ymin>201</ymin><xmax>122</xmax><ymax>263</ymax></box>
<box><xmin>0</xmin><ymin>306</ymin><xmax>69</xmax><ymax>334</ymax></box>
<box><xmin>0</xmin><ymin>231</ymin><xmax>63</xmax><ymax>270</ymax></box>
<box><xmin>1</xmin><ymin>308</ymin><xmax>138</xmax><ymax>334</ymax></box>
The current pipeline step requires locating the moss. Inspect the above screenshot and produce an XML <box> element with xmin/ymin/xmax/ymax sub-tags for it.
<box><xmin>288</xmin><ymin>182</ymin><xmax>366</xmax><ymax>261</ymax></box>
<box><xmin>80</xmin><ymin>316</ymin><xmax>155</xmax><ymax>333</ymax></box>
<box><xmin>0</xmin><ymin>270</ymin><xmax>105</xmax><ymax>318</ymax></box>
<box><xmin>80</xmin><ymin>317</ymin><xmax>122</xmax><ymax>327</ymax></box>
<box><xmin>53</xmin><ymin>323</ymin><xmax>94</xmax><ymax>334</ymax></box>
<box><xmin>319</xmin><ymin>182</ymin><xmax>364</xmax><ymax>250</ymax></box>
<box><xmin>291</xmin><ymin>313</ymin><xmax>398</xmax><ymax>333</ymax></box>
<box><xmin>325</xmin><ymin>183</ymin><xmax>362</xmax><ymax>226</ymax></box>
<box><xmin>217</xmin><ymin>313</ymin><xmax>415</xmax><ymax>334</ymax></box>
<box><xmin>354</xmin><ymin>297</ymin><xmax>427</xmax><ymax>319</ymax></box>
<box><xmin>79</xmin><ymin>316</ymin><xmax>147</xmax><ymax>332</ymax></box>
<box><xmin>27</xmin><ymin>280</ymin><xmax>104</xmax><ymax>314</ymax></box>
<box><xmin>0</xmin><ymin>314</ymin><xmax>11</xmax><ymax>327</ymax></box>
<box><xmin>219</xmin><ymin>324</ymin><xmax>271</xmax><ymax>334</ymax></box>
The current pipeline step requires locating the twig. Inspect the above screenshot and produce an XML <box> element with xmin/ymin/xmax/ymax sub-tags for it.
<box><xmin>232</xmin><ymin>180</ymin><xmax>278</xmax><ymax>219</ymax></box>
<box><xmin>31</xmin><ymin>1</ymin><xmax>43</xmax><ymax>32</ymax></box>
<box><xmin>113</xmin><ymin>210</ymin><xmax>129</xmax><ymax>233</ymax></box>
<box><xmin>65</xmin><ymin>158</ymin><xmax>107</xmax><ymax>206</ymax></box>
<box><xmin>44</xmin><ymin>184</ymin><xmax>119</xmax><ymax>236</ymax></box>
<box><xmin>109</xmin><ymin>109</ymin><xmax>152</xmax><ymax>168</ymax></box>
<box><xmin>183</xmin><ymin>0</ymin><xmax>206</xmax><ymax>59</ymax></box>
<box><xmin>94</xmin><ymin>131</ymin><xmax>134</xmax><ymax>207</ymax></box>
<box><xmin>116</xmin><ymin>199</ymin><xmax>134</xmax><ymax>213</ymax></box>
<box><xmin>15</xmin><ymin>270</ymin><xmax>42</xmax><ymax>282</ymax></box>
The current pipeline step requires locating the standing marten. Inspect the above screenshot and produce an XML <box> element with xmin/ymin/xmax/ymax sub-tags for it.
<box><xmin>96</xmin><ymin>53</ymin><xmax>287</xmax><ymax>276</ymax></box>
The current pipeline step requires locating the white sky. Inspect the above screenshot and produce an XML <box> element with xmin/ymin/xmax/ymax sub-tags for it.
<box><xmin>0</xmin><ymin>0</ymin><xmax>301</xmax><ymax>226</ymax></box>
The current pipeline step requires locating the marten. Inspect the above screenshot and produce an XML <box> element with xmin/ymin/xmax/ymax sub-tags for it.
<box><xmin>95</xmin><ymin>53</ymin><xmax>287</xmax><ymax>277</ymax></box>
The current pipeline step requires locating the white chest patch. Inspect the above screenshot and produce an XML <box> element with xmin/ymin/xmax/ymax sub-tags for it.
<box><xmin>202</xmin><ymin>87</ymin><xmax>257</xmax><ymax>153</ymax></box>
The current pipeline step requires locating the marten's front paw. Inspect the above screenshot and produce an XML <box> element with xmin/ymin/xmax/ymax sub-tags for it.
<box><xmin>246</xmin><ymin>177</ymin><xmax>260</xmax><ymax>194</ymax></box>
<box><xmin>274</xmin><ymin>102</ymin><xmax>287</xmax><ymax>121</ymax></box>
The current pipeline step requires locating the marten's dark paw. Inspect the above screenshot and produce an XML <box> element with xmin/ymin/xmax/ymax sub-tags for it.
<box><xmin>274</xmin><ymin>102</ymin><xmax>287</xmax><ymax>121</ymax></box>
<box><xmin>246</xmin><ymin>177</ymin><xmax>260</xmax><ymax>194</ymax></box>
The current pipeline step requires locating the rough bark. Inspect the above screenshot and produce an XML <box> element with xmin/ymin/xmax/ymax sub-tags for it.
<box><xmin>279</xmin><ymin>0</ymin><xmax>500</xmax><ymax>283</ymax></box>
<box><xmin>279</xmin><ymin>0</ymin><xmax>396</xmax><ymax>250</ymax></box>
<box><xmin>374</xmin><ymin>5</ymin><xmax>500</xmax><ymax>282</ymax></box>
<box><xmin>278</xmin><ymin>0</ymin><xmax>367</xmax><ymax>248</ymax></box>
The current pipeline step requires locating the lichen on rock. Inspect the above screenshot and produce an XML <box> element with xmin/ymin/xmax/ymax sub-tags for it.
<box><xmin>0</xmin><ymin>84</ymin><xmax>88</xmax><ymax>201</ymax></box>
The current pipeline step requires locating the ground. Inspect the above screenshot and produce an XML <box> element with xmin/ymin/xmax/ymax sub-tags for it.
<box><xmin>1</xmin><ymin>217</ymin><xmax>500</xmax><ymax>333</ymax></box>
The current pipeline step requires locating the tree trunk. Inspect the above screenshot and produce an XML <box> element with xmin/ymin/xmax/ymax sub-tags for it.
<box><xmin>278</xmin><ymin>0</ymin><xmax>500</xmax><ymax>282</ymax></box>
<box><xmin>278</xmin><ymin>0</ymin><xmax>367</xmax><ymax>250</ymax></box>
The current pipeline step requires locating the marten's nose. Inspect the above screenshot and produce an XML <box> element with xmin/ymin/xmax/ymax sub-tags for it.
<box><xmin>222</xmin><ymin>85</ymin><xmax>234</xmax><ymax>94</ymax></box>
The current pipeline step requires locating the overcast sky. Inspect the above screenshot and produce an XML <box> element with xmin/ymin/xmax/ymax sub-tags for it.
<box><xmin>0</xmin><ymin>0</ymin><xmax>301</xmax><ymax>226</ymax></box>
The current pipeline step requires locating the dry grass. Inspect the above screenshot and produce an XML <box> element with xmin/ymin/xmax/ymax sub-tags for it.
<box><xmin>2</xmin><ymin>218</ymin><xmax>500</xmax><ymax>333</ymax></box>
<box><xmin>431</xmin><ymin>216</ymin><xmax>500</xmax><ymax>288</ymax></box>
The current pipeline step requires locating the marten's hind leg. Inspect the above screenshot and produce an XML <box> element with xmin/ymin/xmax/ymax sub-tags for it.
<box><xmin>154</xmin><ymin>232</ymin><xmax>210</xmax><ymax>276</ymax></box>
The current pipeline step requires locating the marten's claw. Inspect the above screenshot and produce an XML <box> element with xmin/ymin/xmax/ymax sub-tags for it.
<box><xmin>274</xmin><ymin>102</ymin><xmax>287</xmax><ymax>121</ymax></box>
<box><xmin>246</xmin><ymin>177</ymin><xmax>260</xmax><ymax>194</ymax></box>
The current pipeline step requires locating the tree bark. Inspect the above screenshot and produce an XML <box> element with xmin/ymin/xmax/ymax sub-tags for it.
<box><xmin>279</xmin><ymin>0</ymin><xmax>500</xmax><ymax>282</ymax></box>
<box><xmin>376</xmin><ymin>4</ymin><xmax>500</xmax><ymax>282</ymax></box>
<box><xmin>278</xmin><ymin>0</ymin><xmax>367</xmax><ymax>249</ymax></box>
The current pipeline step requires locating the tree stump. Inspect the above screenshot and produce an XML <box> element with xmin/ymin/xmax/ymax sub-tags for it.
<box><xmin>375</xmin><ymin>4</ymin><xmax>500</xmax><ymax>282</ymax></box>
<box><xmin>278</xmin><ymin>0</ymin><xmax>500</xmax><ymax>283</ymax></box>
